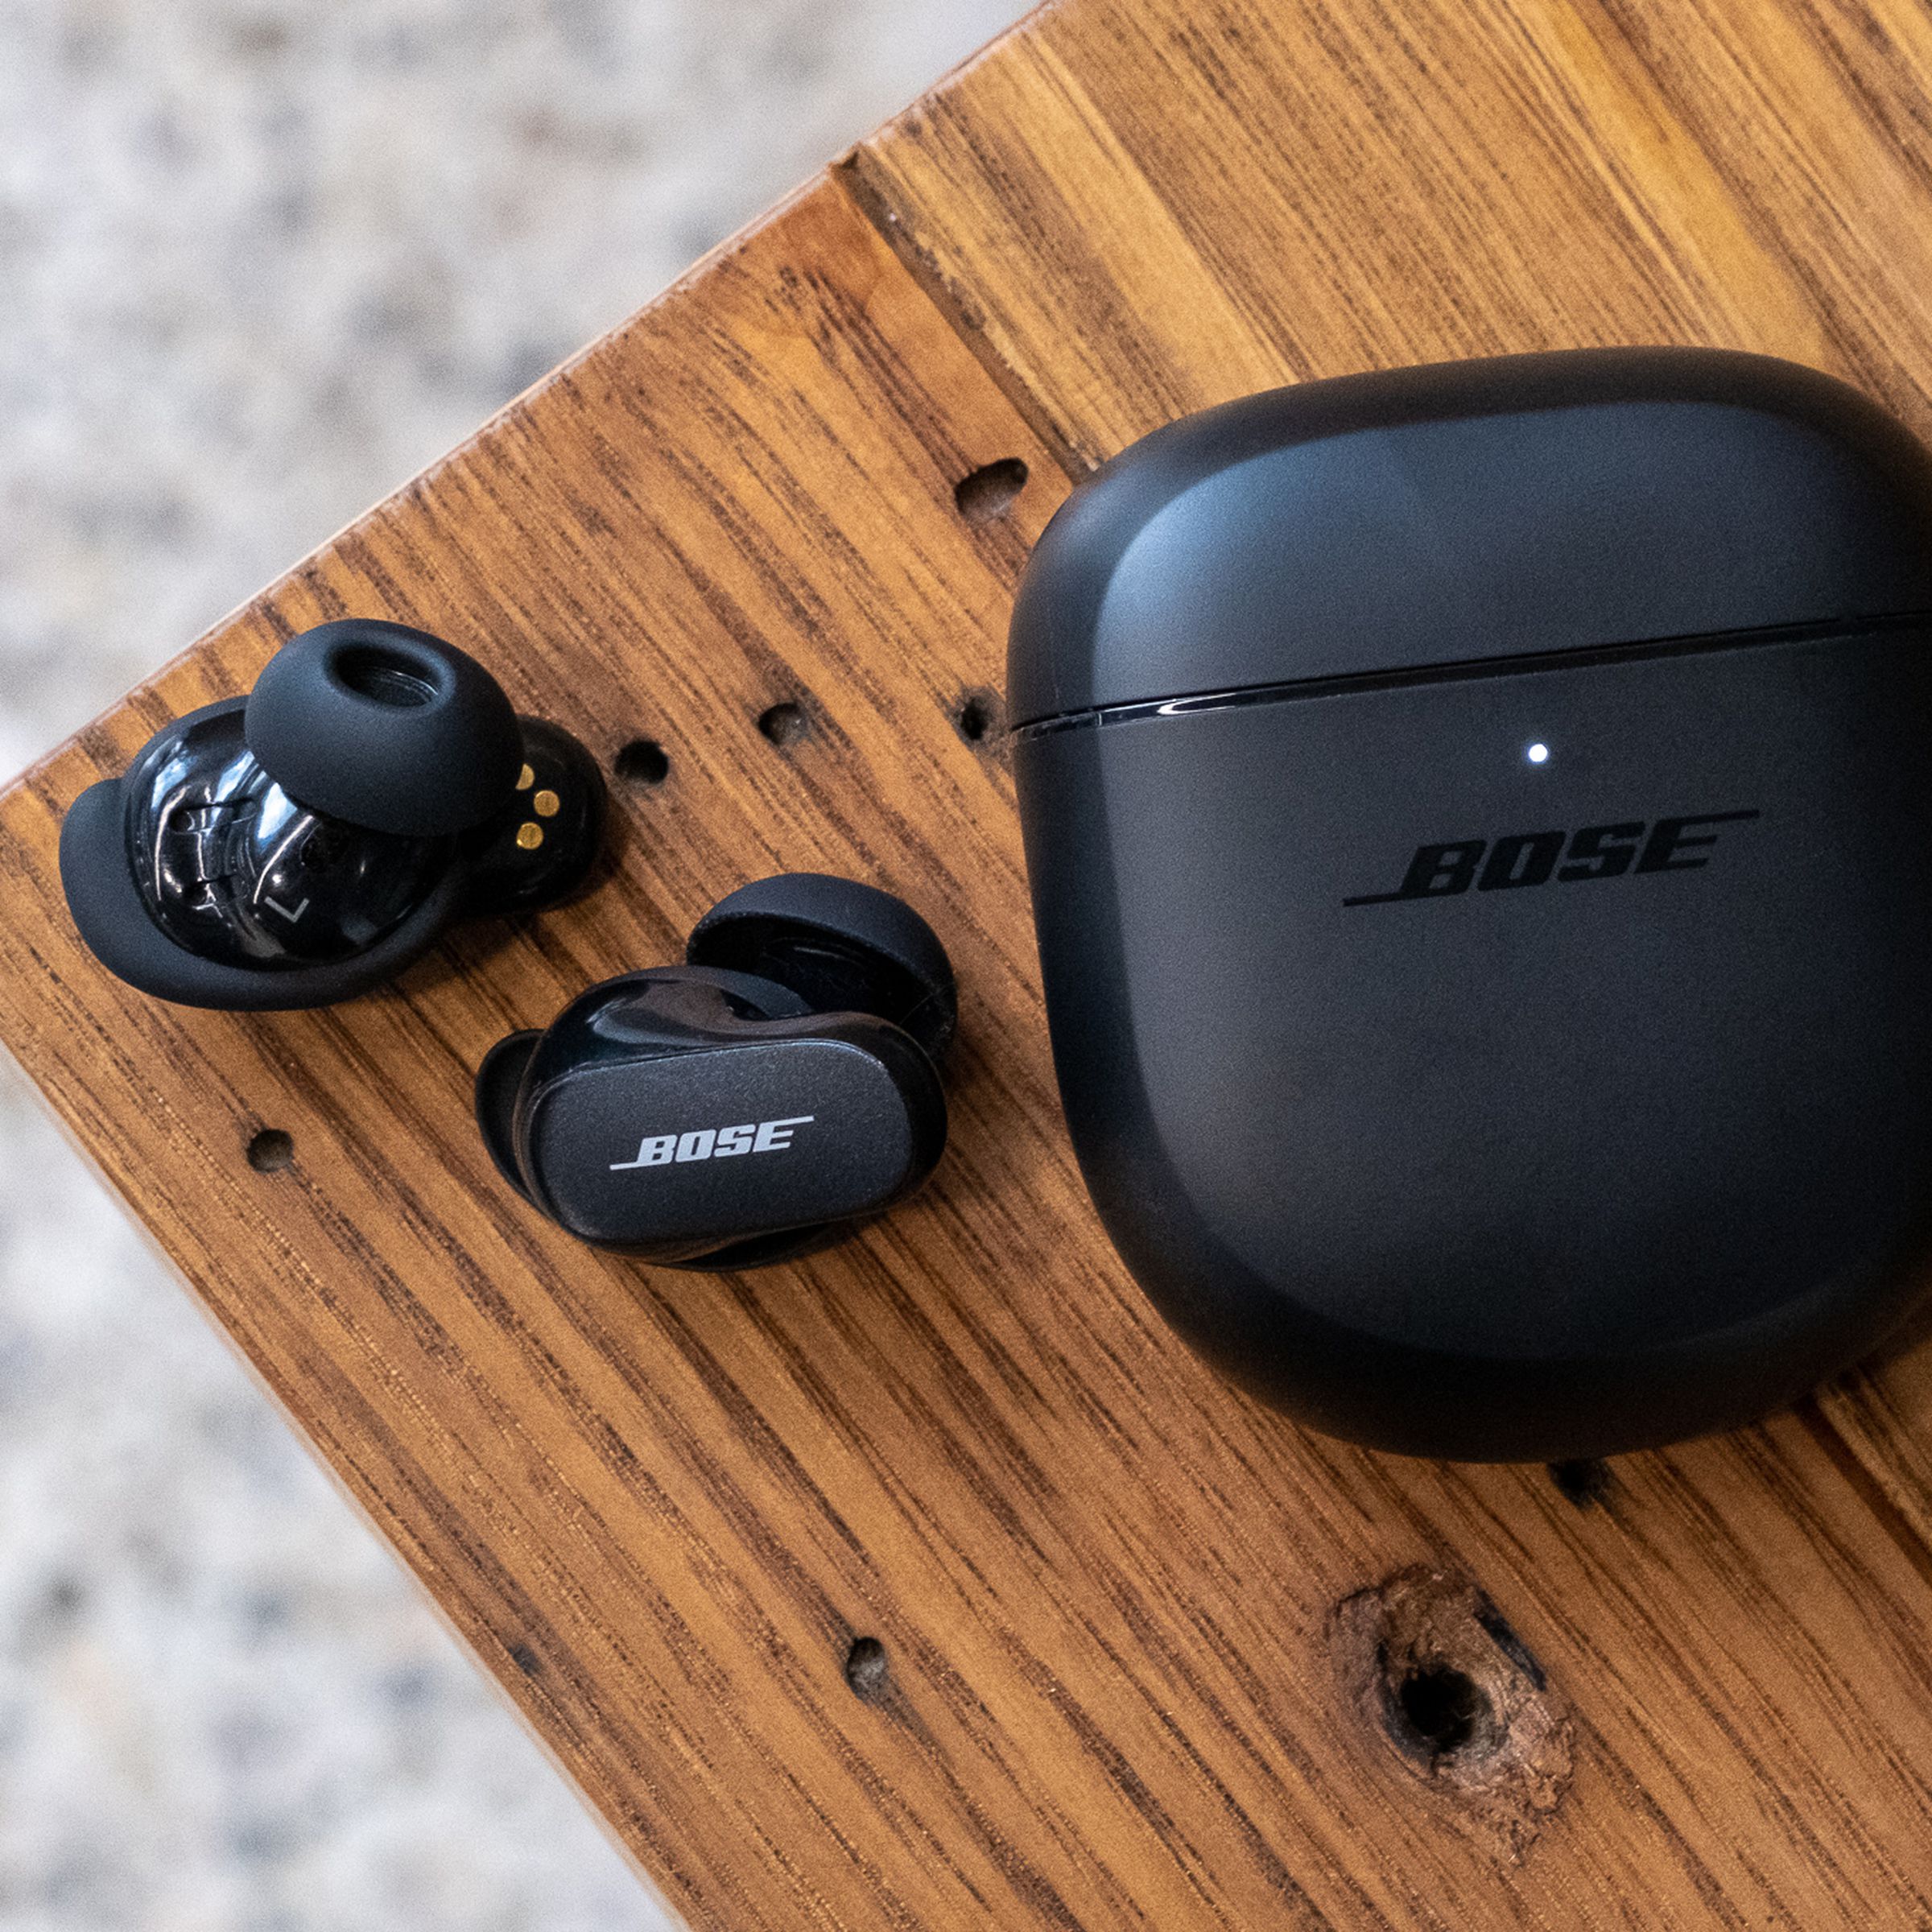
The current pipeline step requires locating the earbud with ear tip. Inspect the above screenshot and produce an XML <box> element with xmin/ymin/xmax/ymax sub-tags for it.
<box><xmin>475</xmin><ymin>873</ymin><xmax>956</xmax><ymax>1269</ymax></box>
<box><xmin>59</xmin><ymin>618</ymin><xmax>605</xmax><ymax>1009</ymax></box>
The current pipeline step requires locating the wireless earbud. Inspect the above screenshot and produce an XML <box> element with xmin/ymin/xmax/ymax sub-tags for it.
<box><xmin>475</xmin><ymin>873</ymin><xmax>956</xmax><ymax>1269</ymax></box>
<box><xmin>60</xmin><ymin>619</ymin><xmax>605</xmax><ymax>1009</ymax></box>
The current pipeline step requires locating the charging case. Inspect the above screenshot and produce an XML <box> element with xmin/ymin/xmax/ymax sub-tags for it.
<box><xmin>1008</xmin><ymin>347</ymin><xmax>1932</xmax><ymax>1461</ymax></box>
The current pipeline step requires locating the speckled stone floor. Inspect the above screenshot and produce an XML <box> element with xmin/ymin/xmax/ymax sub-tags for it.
<box><xmin>0</xmin><ymin>4</ymin><xmax>1025</xmax><ymax>1926</ymax></box>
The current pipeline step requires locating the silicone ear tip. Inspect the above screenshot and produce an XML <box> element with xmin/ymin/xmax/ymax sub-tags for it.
<box><xmin>686</xmin><ymin>873</ymin><xmax>957</xmax><ymax>1059</ymax></box>
<box><xmin>245</xmin><ymin>620</ymin><xmax>522</xmax><ymax>836</ymax></box>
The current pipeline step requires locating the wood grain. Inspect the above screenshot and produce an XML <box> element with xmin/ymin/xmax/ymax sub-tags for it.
<box><xmin>852</xmin><ymin>0</ymin><xmax>1932</xmax><ymax>464</ymax></box>
<box><xmin>5</xmin><ymin>0</ymin><xmax>1932</xmax><ymax>1925</ymax></box>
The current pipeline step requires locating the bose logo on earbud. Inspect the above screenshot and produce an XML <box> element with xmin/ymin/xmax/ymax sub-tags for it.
<box><xmin>611</xmin><ymin>1116</ymin><xmax>815</xmax><ymax>1171</ymax></box>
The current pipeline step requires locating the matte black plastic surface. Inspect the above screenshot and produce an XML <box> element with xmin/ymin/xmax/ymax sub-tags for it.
<box><xmin>1009</xmin><ymin>348</ymin><xmax>1932</xmax><ymax>727</ymax></box>
<box><xmin>479</xmin><ymin>965</ymin><xmax>946</xmax><ymax>1266</ymax></box>
<box><xmin>1009</xmin><ymin>348</ymin><xmax>1932</xmax><ymax>1459</ymax></box>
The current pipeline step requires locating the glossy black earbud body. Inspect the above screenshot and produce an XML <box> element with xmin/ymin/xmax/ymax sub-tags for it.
<box><xmin>60</xmin><ymin>620</ymin><xmax>605</xmax><ymax>1009</ymax></box>
<box><xmin>477</xmin><ymin>873</ymin><xmax>956</xmax><ymax>1269</ymax></box>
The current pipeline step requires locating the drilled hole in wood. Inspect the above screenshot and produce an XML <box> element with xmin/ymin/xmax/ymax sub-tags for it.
<box><xmin>953</xmin><ymin>456</ymin><xmax>1029</xmax><ymax>526</ymax></box>
<box><xmin>510</xmin><ymin>1642</ymin><xmax>542</xmax><ymax>1677</ymax></box>
<box><xmin>246</xmin><ymin>1129</ymin><xmax>294</xmax><ymax>1173</ymax></box>
<box><xmin>1547</xmin><ymin>1458</ymin><xmax>1611</xmax><ymax>1509</ymax></box>
<box><xmin>844</xmin><ymin>1635</ymin><xmax>890</xmax><ymax>1700</ymax></box>
<box><xmin>1393</xmin><ymin>1664</ymin><xmax>1488</xmax><ymax>1758</ymax></box>
<box><xmin>613</xmin><ymin>738</ymin><xmax>670</xmax><ymax>787</ymax></box>
<box><xmin>954</xmin><ymin>689</ymin><xmax>1004</xmax><ymax>746</ymax></box>
<box><xmin>758</xmin><ymin>701</ymin><xmax>811</xmax><ymax>748</ymax></box>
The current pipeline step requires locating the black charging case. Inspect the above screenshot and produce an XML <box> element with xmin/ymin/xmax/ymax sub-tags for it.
<box><xmin>1009</xmin><ymin>347</ymin><xmax>1932</xmax><ymax>1461</ymax></box>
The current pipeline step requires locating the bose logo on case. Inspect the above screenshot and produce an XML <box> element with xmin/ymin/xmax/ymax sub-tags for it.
<box><xmin>1344</xmin><ymin>811</ymin><xmax>1760</xmax><ymax>907</ymax></box>
<box><xmin>611</xmin><ymin>1115</ymin><xmax>815</xmax><ymax>1171</ymax></box>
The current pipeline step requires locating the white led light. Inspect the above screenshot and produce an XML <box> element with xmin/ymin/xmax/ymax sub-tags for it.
<box><xmin>1525</xmin><ymin>741</ymin><xmax>1550</xmax><ymax>765</ymax></box>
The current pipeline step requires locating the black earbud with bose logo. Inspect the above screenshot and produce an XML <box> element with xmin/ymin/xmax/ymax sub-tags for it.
<box><xmin>475</xmin><ymin>873</ymin><xmax>956</xmax><ymax>1269</ymax></box>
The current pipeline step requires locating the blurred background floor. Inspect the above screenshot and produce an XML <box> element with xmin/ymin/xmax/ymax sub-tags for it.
<box><xmin>0</xmin><ymin>3</ymin><xmax>1028</xmax><ymax>1926</ymax></box>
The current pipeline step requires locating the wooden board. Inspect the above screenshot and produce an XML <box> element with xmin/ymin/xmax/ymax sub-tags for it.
<box><xmin>5</xmin><ymin>1</ymin><xmax>1932</xmax><ymax>1925</ymax></box>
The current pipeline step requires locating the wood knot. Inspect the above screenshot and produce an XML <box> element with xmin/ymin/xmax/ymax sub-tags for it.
<box><xmin>1332</xmin><ymin>1567</ymin><xmax>1571</xmax><ymax>1860</ymax></box>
